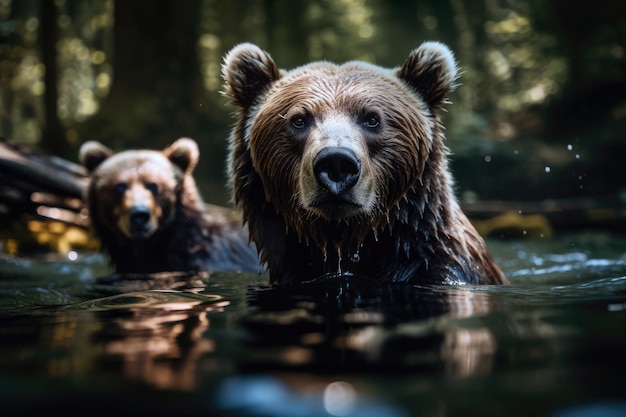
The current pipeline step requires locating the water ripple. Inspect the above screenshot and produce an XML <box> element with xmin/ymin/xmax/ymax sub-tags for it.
<box><xmin>63</xmin><ymin>290</ymin><xmax>226</xmax><ymax>312</ymax></box>
<box><xmin>508</xmin><ymin>257</ymin><xmax>626</xmax><ymax>278</ymax></box>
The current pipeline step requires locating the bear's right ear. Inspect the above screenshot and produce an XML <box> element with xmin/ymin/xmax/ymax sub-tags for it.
<box><xmin>397</xmin><ymin>41</ymin><xmax>459</xmax><ymax>109</ymax></box>
<box><xmin>79</xmin><ymin>141</ymin><xmax>113</xmax><ymax>172</ymax></box>
<box><xmin>222</xmin><ymin>43</ymin><xmax>282</xmax><ymax>109</ymax></box>
<box><xmin>163</xmin><ymin>137</ymin><xmax>199</xmax><ymax>174</ymax></box>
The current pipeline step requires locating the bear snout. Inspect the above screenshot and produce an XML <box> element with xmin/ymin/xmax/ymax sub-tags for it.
<box><xmin>128</xmin><ymin>205</ymin><xmax>155</xmax><ymax>238</ymax></box>
<box><xmin>313</xmin><ymin>146</ymin><xmax>361</xmax><ymax>196</ymax></box>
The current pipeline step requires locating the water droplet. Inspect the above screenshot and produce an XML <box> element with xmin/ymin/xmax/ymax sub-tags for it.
<box><xmin>350</xmin><ymin>252</ymin><xmax>360</xmax><ymax>263</ymax></box>
<box><xmin>484</xmin><ymin>155</ymin><xmax>492</xmax><ymax>163</ymax></box>
<box><xmin>336</xmin><ymin>245</ymin><xmax>342</xmax><ymax>274</ymax></box>
<box><xmin>567</xmin><ymin>144</ymin><xmax>573</xmax><ymax>151</ymax></box>
<box><xmin>544</xmin><ymin>166</ymin><xmax>551</xmax><ymax>173</ymax></box>
<box><xmin>513</xmin><ymin>149</ymin><xmax>519</xmax><ymax>155</ymax></box>
<box><xmin>575</xmin><ymin>154</ymin><xmax>580</xmax><ymax>159</ymax></box>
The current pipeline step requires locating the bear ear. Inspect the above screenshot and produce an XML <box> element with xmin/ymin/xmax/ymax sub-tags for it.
<box><xmin>163</xmin><ymin>137</ymin><xmax>199</xmax><ymax>174</ymax></box>
<box><xmin>396</xmin><ymin>41</ymin><xmax>459</xmax><ymax>109</ymax></box>
<box><xmin>79</xmin><ymin>141</ymin><xmax>114</xmax><ymax>172</ymax></box>
<box><xmin>222</xmin><ymin>42</ymin><xmax>282</xmax><ymax>109</ymax></box>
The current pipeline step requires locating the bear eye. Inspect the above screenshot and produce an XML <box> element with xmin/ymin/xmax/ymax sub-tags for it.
<box><xmin>114</xmin><ymin>183</ymin><xmax>128</xmax><ymax>196</ymax></box>
<box><xmin>363</xmin><ymin>112</ymin><xmax>380</xmax><ymax>129</ymax></box>
<box><xmin>291</xmin><ymin>114</ymin><xmax>308</xmax><ymax>129</ymax></box>
<box><xmin>145</xmin><ymin>182</ymin><xmax>158</xmax><ymax>195</ymax></box>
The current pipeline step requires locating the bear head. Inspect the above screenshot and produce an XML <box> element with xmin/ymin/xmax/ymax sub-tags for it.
<box><xmin>79</xmin><ymin>138</ymin><xmax>200</xmax><ymax>245</ymax></box>
<box><xmin>222</xmin><ymin>42</ymin><xmax>505</xmax><ymax>285</ymax></box>
<box><xmin>79</xmin><ymin>138</ymin><xmax>264</xmax><ymax>275</ymax></box>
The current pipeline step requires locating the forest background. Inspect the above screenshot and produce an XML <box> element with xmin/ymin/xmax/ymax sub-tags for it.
<box><xmin>1</xmin><ymin>0</ymin><xmax>625</xmax><ymax>207</ymax></box>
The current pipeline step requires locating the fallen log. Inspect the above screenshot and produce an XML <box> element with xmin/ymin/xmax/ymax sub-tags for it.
<box><xmin>0</xmin><ymin>139</ymin><xmax>91</xmax><ymax>253</ymax></box>
<box><xmin>0</xmin><ymin>142</ymin><xmax>88</xmax><ymax>219</ymax></box>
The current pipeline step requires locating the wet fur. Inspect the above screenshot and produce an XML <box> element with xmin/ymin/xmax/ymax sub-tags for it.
<box><xmin>222</xmin><ymin>42</ymin><xmax>507</xmax><ymax>286</ymax></box>
<box><xmin>80</xmin><ymin>138</ymin><xmax>261</xmax><ymax>274</ymax></box>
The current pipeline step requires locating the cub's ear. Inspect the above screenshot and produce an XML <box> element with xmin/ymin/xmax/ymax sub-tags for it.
<box><xmin>222</xmin><ymin>42</ymin><xmax>281</xmax><ymax>109</ymax></box>
<box><xmin>79</xmin><ymin>141</ymin><xmax>114</xmax><ymax>172</ymax></box>
<box><xmin>397</xmin><ymin>41</ymin><xmax>459</xmax><ymax>109</ymax></box>
<box><xmin>163</xmin><ymin>137</ymin><xmax>199</xmax><ymax>174</ymax></box>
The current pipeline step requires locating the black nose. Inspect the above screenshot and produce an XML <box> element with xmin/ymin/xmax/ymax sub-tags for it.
<box><xmin>129</xmin><ymin>206</ymin><xmax>151</xmax><ymax>231</ymax></box>
<box><xmin>313</xmin><ymin>147</ymin><xmax>361</xmax><ymax>195</ymax></box>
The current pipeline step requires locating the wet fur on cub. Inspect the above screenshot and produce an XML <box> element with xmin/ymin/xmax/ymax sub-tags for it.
<box><xmin>79</xmin><ymin>138</ymin><xmax>260</xmax><ymax>274</ymax></box>
<box><xmin>222</xmin><ymin>42</ymin><xmax>507</xmax><ymax>286</ymax></box>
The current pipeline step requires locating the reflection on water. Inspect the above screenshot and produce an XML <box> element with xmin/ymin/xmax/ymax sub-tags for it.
<box><xmin>65</xmin><ymin>289</ymin><xmax>228</xmax><ymax>390</ymax></box>
<box><xmin>0</xmin><ymin>232</ymin><xmax>626</xmax><ymax>416</ymax></box>
<box><xmin>240</xmin><ymin>279</ymin><xmax>502</xmax><ymax>377</ymax></box>
<box><xmin>1</xmin><ymin>282</ymin><xmax>228</xmax><ymax>393</ymax></box>
<box><xmin>89</xmin><ymin>270</ymin><xmax>212</xmax><ymax>294</ymax></box>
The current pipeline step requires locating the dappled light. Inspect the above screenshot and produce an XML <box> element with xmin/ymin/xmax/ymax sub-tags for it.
<box><xmin>55</xmin><ymin>1</ymin><xmax>112</xmax><ymax>124</ymax></box>
<box><xmin>1</xmin><ymin>1</ymin><xmax>621</xmax><ymax>149</ymax></box>
<box><xmin>1</xmin><ymin>0</ymin><xmax>623</xmax><ymax>212</ymax></box>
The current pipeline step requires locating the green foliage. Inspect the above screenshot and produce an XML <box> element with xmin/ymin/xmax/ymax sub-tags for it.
<box><xmin>1</xmin><ymin>0</ymin><xmax>625</xmax><ymax>202</ymax></box>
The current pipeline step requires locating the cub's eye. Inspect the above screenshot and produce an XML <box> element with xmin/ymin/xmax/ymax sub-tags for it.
<box><xmin>114</xmin><ymin>183</ymin><xmax>128</xmax><ymax>196</ymax></box>
<box><xmin>145</xmin><ymin>182</ymin><xmax>158</xmax><ymax>195</ymax></box>
<box><xmin>363</xmin><ymin>112</ymin><xmax>380</xmax><ymax>128</ymax></box>
<box><xmin>291</xmin><ymin>114</ymin><xmax>307</xmax><ymax>129</ymax></box>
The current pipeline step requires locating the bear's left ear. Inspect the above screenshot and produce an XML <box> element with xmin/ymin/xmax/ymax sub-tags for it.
<box><xmin>396</xmin><ymin>41</ymin><xmax>459</xmax><ymax>109</ymax></box>
<box><xmin>222</xmin><ymin>42</ymin><xmax>282</xmax><ymax>109</ymax></box>
<box><xmin>79</xmin><ymin>141</ymin><xmax>114</xmax><ymax>173</ymax></box>
<box><xmin>163</xmin><ymin>137</ymin><xmax>199</xmax><ymax>174</ymax></box>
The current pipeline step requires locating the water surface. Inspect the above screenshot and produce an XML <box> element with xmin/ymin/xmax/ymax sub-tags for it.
<box><xmin>1</xmin><ymin>231</ymin><xmax>625</xmax><ymax>417</ymax></box>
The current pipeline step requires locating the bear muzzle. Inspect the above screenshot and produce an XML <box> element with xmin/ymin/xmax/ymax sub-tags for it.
<box><xmin>313</xmin><ymin>146</ymin><xmax>361</xmax><ymax>196</ymax></box>
<box><xmin>128</xmin><ymin>205</ymin><xmax>155</xmax><ymax>238</ymax></box>
<box><xmin>116</xmin><ymin>182</ymin><xmax>161</xmax><ymax>239</ymax></box>
<box><xmin>304</xmin><ymin>146</ymin><xmax>369</xmax><ymax>219</ymax></box>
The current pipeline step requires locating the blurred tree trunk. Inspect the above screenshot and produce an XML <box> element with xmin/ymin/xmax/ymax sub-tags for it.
<box><xmin>40</xmin><ymin>0</ymin><xmax>68</xmax><ymax>157</ymax></box>
<box><xmin>74</xmin><ymin>0</ymin><xmax>203</xmax><ymax>150</ymax></box>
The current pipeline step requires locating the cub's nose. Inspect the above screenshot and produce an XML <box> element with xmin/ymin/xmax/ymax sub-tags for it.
<box><xmin>313</xmin><ymin>146</ymin><xmax>361</xmax><ymax>196</ymax></box>
<box><xmin>129</xmin><ymin>205</ymin><xmax>152</xmax><ymax>236</ymax></box>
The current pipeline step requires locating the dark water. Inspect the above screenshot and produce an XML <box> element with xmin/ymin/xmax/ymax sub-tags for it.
<box><xmin>1</xmin><ymin>232</ymin><xmax>626</xmax><ymax>417</ymax></box>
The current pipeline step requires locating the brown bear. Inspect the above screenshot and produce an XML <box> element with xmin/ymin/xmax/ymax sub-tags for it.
<box><xmin>79</xmin><ymin>137</ymin><xmax>261</xmax><ymax>274</ymax></box>
<box><xmin>221</xmin><ymin>42</ymin><xmax>507</xmax><ymax>286</ymax></box>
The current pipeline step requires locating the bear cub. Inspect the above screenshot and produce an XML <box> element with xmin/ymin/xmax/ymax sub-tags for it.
<box><xmin>79</xmin><ymin>138</ymin><xmax>260</xmax><ymax>274</ymax></box>
<box><xmin>222</xmin><ymin>42</ymin><xmax>507</xmax><ymax>286</ymax></box>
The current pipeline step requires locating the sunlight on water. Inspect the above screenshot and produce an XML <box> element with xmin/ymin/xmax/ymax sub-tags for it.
<box><xmin>216</xmin><ymin>375</ymin><xmax>406</xmax><ymax>417</ymax></box>
<box><xmin>487</xmin><ymin>232</ymin><xmax>626</xmax><ymax>286</ymax></box>
<box><xmin>323</xmin><ymin>381</ymin><xmax>357</xmax><ymax>416</ymax></box>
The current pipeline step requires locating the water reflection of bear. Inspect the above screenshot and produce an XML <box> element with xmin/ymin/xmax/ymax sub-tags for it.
<box><xmin>75</xmin><ymin>286</ymin><xmax>228</xmax><ymax>390</ymax></box>
<box><xmin>242</xmin><ymin>277</ymin><xmax>500</xmax><ymax>378</ymax></box>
